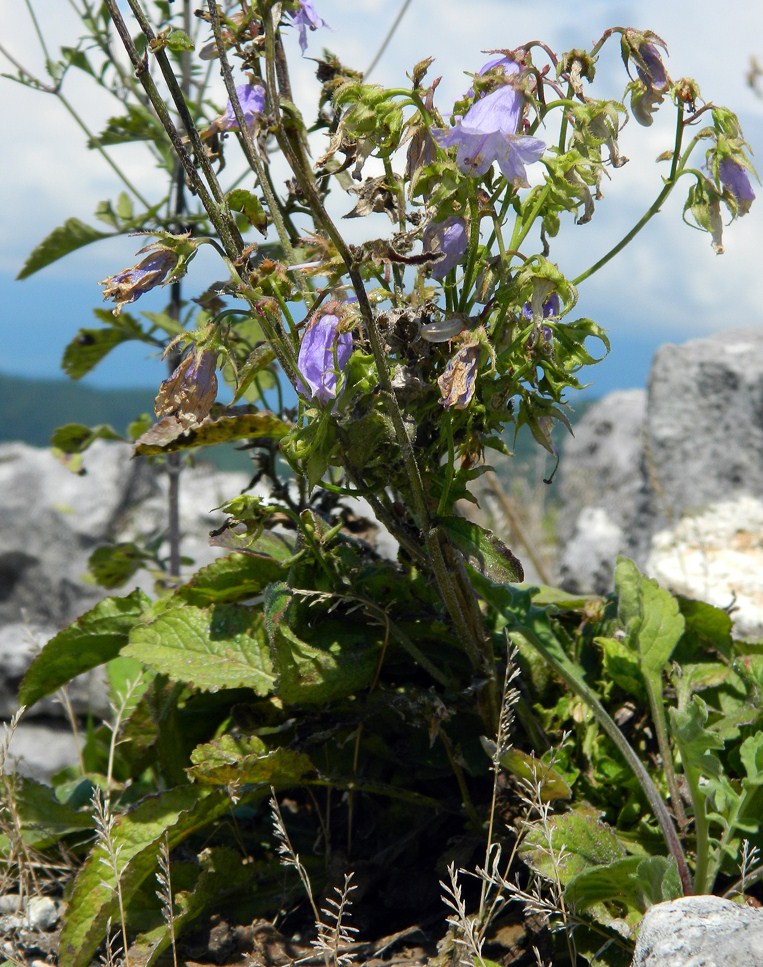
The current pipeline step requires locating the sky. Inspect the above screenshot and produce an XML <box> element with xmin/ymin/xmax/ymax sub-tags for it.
<box><xmin>1</xmin><ymin>0</ymin><xmax>762</xmax><ymax>399</ymax></box>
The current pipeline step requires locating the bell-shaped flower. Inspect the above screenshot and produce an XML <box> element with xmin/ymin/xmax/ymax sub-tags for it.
<box><xmin>521</xmin><ymin>291</ymin><xmax>561</xmax><ymax>321</ymax></box>
<box><xmin>434</xmin><ymin>58</ymin><xmax>545</xmax><ymax>186</ymax></box>
<box><xmin>219</xmin><ymin>82</ymin><xmax>266</xmax><ymax>132</ymax></box>
<box><xmin>290</xmin><ymin>0</ymin><xmax>327</xmax><ymax>54</ymax></box>
<box><xmin>296</xmin><ymin>309</ymin><xmax>353</xmax><ymax>405</ymax></box>
<box><xmin>423</xmin><ymin>216</ymin><xmax>468</xmax><ymax>279</ymax></box>
<box><xmin>100</xmin><ymin>246</ymin><xmax>179</xmax><ymax>316</ymax></box>
<box><xmin>719</xmin><ymin>157</ymin><xmax>756</xmax><ymax>215</ymax></box>
<box><xmin>624</xmin><ymin>31</ymin><xmax>669</xmax><ymax>127</ymax></box>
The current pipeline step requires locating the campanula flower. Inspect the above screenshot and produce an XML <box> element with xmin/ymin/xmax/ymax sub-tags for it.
<box><xmin>100</xmin><ymin>246</ymin><xmax>179</xmax><ymax>316</ymax></box>
<box><xmin>719</xmin><ymin>157</ymin><xmax>756</xmax><ymax>215</ymax></box>
<box><xmin>291</xmin><ymin>0</ymin><xmax>327</xmax><ymax>54</ymax></box>
<box><xmin>423</xmin><ymin>216</ymin><xmax>468</xmax><ymax>279</ymax></box>
<box><xmin>296</xmin><ymin>309</ymin><xmax>353</xmax><ymax>404</ymax></box>
<box><xmin>155</xmin><ymin>349</ymin><xmax>218</xmax><ymax>428</ymax></box>
<box><xmin>434</xmin><ymin>57</ymin><xmax>545</xmax><ymax>186</ymax></box>
<box><xmin>219</xmin><ymin>82</ymin><xmax>266</xmax><ymax>132</ymax></box>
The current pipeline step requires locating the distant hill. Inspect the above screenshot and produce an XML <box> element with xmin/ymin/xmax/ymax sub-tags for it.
<box><xmin>0</xmin><ymin>372</ymin><xmax>593</xmax><ymax>476</ymax></box>
<box><xmin>0</xmin><ymin>373</ymin><xmax>155</xmax><ymax>448</ymax></box>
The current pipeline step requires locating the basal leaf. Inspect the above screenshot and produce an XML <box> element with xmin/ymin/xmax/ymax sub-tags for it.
<box><xmin>0</xmin><ymin>776</ymin><xmax>93</xmax><ymax>851</ymax></box>
<box><xmin>480</xmin><ymin>738</ymin><xmax>571</xmax><ymax>801</ymax></box>
<box><xmin>18</xmin><ymin>590</ymin><xmax>151</xmax><ymax>707</ymax></box>
<box><xmin>187</xmin><ymin>733</ymin><xmax>314</xmax><ymax>785</ymax></box>
<box><xmin>615</xmin><ymin>557</ymin><xmax>684</xmax><ymax>678</ymax></box>
<box><xmin>17</xmin><ymin>218</ymin><xmax>111</xmax><ymax>279</ymax></box>
<box><xmin>521</xmin><ymin>805</ymin><xmax>626</xmax><ymax>886</ymax></box>
<box><xmin>58</xmin><ymin>786</ymin><xmax>230</xmax><ymax>967</ymax></box>
<box><xmin>264</xmin><ymin>584</ymin><xmax>380</xmax><ymax>705</ymax></box>
<box><xmin>123</xmin><ymin>602</ymin><xmax>276</xmax><ymax>693</ymax></box>
<box><xmin>439</xmin><ymin>516</ymin><xmax>524</xmax><ymax>584</ymax></box>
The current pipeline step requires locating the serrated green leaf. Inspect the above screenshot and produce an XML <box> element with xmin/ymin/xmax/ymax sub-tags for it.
<box><xmin>669</xmin><ymin>696</ymin><xmax>725</xmax><ymax>780</ymax></box>
<box><xmin>58</xmin><ymin>786</ymin><xmax>230</xmax><ymax>967</ymax></box>
<box><xmin>175</xmin><ymin>553</ymin><xmax>286</xmax><ymax>606</ymax></box>
<box><xmin>18</xmin><ymin>590</ymin><xmax>151</xmax><ymax>707</ymax></box>
<box><xmin>187</xmin><ymin>733</ymin><xmax>314</xmax><ymax>785</ymax></box>
<box><xmin>615</xmin><ymin>557</ymin><xmax>684</xmax><ymax>678</ymax></box>
<box><xmin>17</xmin><ymin>218</ymin><xmax>111</xmax><ymax>279</ymax></box>
<box><xmin>596</xmin><ymin>635</ymin><xmax>646</xmax><ymax>699</ymax></box>
<box><xmin>521</xmin><ymin>805</ymin><xmax>626</xmax><ymax>887</ymax></box>
<box><xmin>49</xmin><ymin>422</ymin><xmax>124</xmax><ymax>454</ymax></box>
<box><xmin>264</xmin><ymin>584</ymin><xmax>380</xmax><ymax>705</ymax></box>
<box><xmin>439</xmin><ymin>516</ymin><xmax>524</xmax><ymax>584</ymax></box>
<box><xmin>62</xmin><ymin>325</ymin><xmax>137</xmax><ymax>380</ymax></box>
<box><xmin>123</xmin><ymin>602</ymin><xmax>276</xmax><ymax>693</ymax></box>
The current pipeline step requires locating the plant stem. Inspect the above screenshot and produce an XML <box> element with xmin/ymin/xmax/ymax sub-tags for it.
<box><xmin>510</xmin><ymin>622</ymin><xmax>692</xmax><ymax>894</ymax></box>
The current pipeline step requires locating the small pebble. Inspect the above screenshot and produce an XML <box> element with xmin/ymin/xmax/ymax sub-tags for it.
<box><xmin>0</xmin><ymin>893</ymin><xmax>23</xmax><ymax>914</ymax></box>
<box><xmin>27</xmin><ymin>896</ymin><xmax>59</xmax><ymax>931</ymax></box>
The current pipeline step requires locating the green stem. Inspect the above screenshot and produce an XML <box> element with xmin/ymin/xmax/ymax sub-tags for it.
<box><xmin>644</xmin><ymin>673</ymin><xmax>687</xmax><ymax>829</ymax></box>
<box><xmin>683</xmin><ymin>764</ymin><xmax>710</xmax><ymax>894</ymax></box>
<box><xmin>573</xmin><ymin>103</ymin><xmax>688</xmax><ymax>286</ymax></box>
<box><xmin>510</xmin><ymin>622</ymin><xmax>692</xmax><ymax>895</ymax></box>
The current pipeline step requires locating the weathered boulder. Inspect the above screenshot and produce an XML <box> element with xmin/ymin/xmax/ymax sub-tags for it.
<box><xmin>631</xmin><ymin>895</ymin><xmax>763</xmax><ymax>967</ymax></box>
<box><xmin>557</xmin><ymin>329</ymin><xmax>763</xmax><ymax>637</ymax></box>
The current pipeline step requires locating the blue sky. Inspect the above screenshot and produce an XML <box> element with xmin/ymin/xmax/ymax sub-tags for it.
<box><xmin>1</xmin><ymin>0</ymin><xmax>762</xmax><ymax>398</ymax></box>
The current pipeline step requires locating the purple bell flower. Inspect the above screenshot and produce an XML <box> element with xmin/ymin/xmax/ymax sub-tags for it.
<box><xmin>220</xmin><ymin>82</ymin><xmax>266</xmax><ymax>132</ymax></box>
<box><xmin>719</xmin><ymin>157</ymin><xmax>756</xmax><ymax>215</ymax></box>
<box><xmin>297</xmin><ymin>311</ymin><xmax>353</xmax><ymax>404</ymax></box>
<box><xmin>291</xmin><ymin>0</ymin><xmax>327</xmax><ymax>54</ymax></box>
<box><xmin>635</xmin><ymin>42</ymin><xmax>668</xmax><ymax>92</ymax></box>
<box><xmin>434</xmin><ymin>58</ymin><xmax>545</xmax><ymax>186</ymax></box>
<box><xmin>423</xmin><ymin>216</ymin><xmax>468</xmax><ymax>279</ymax></box>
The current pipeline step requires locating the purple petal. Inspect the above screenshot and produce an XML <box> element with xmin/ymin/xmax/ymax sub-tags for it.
<box><xmin>296</xmin><ymin>313</ymin><xmax>353</xmax><ymax>404</ymax></box>
<box><xmin>423</xmin><ymin>216</ymin><xmax>468</xmax><ymax>279</ymax></box>
<box><xmin>720</xmin><ymin>157</ymin><xmax>755</xmax><ymax>214</ymax></box>
<box><xmin>221</xmin><ymin>83</ymin><xmax>266</xmax><ymax>131</ymax></box>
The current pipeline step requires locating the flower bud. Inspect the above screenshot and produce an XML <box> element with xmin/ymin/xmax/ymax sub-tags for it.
<box><xmin>422</xmin><ymin>216</ymin><xmax>468</xmax><ymax>280</ymax></box>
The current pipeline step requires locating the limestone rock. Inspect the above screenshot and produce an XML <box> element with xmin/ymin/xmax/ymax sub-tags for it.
<box><xmin>647</xmin><ymin>496</ymin><xmax>763</xmax><ymax>639</ymax></box>
<box><xmin>631</xmin><ymin>895</ymin><xmax>763</xmax><ymax>967</ymax></box>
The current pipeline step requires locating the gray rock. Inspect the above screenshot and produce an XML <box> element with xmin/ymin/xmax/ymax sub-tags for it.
<box><xmin>631</xmin><ymin>895</ymin><xmax>763</xmax><ymax>967</ymax></box>
<box><xmin>556</xmin><ymin>389</ymin><xmax>647</xmax><ymax>592</ymax></box>
<box><xmin>26</xmin><ymin>896</ymin><xmax>59</xmax><ymax>931</ymax></box>
<box><xmin>5</xmin><ymin>722</ymin><xmax>83</xmax><ymax>782</ymax></box>
<box><xmin>645</xmin><ymin>328</ymin><xmax>763</xmax><ymax>528</ymax></box>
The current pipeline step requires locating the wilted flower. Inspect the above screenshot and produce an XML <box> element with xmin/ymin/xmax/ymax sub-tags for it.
<box><xmin>438</xmin><ymin>338</ymin><xmax>480</xmax><ymax>409</ymax></box>
<box><xmin>719</xmin><ymin>157</ymin><xmax>756</xmax><ymax>215</ymax></box>
<box><xmin>290</xmin><ymin>0</ymin><xmax>327</xmax><ymax>53</ymax></box>
<box><xmin>155</xmin><ymin>349</ymin><xmax>218</xmax><ymax>428</ymax></box>
<box><xmin>423</xmin><ymin>216</ymin><xmax>468</xmax><ymax>279</ymax></box>
<box><xmin>296</xmin><ymin>309</ymin><xmax>353</xmax><ymax>404</ymax></box>
<box><xmin>100</xmin><ymin>246</ymin><xmax>179</xmax><ymax>316</ymax></box>
<box><xmin>219</xmin><ymin>82</ymin><xmax>266</xmax><ymax>132</ymax></box>
<box><xmin>434</xmin><ymin>57</ymin><xmax>545</xmax><ymax>186</ymax></box>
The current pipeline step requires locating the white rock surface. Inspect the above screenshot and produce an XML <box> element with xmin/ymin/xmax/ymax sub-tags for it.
<box><xmin>631</xmin><ymin>895</ymin><xmax>763</xmax><ymax>967</ymax></box>
<box><xmin>647</xmin><ymin>496</ymin><xmax>763</xmax><ymax>638</ymax></box>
